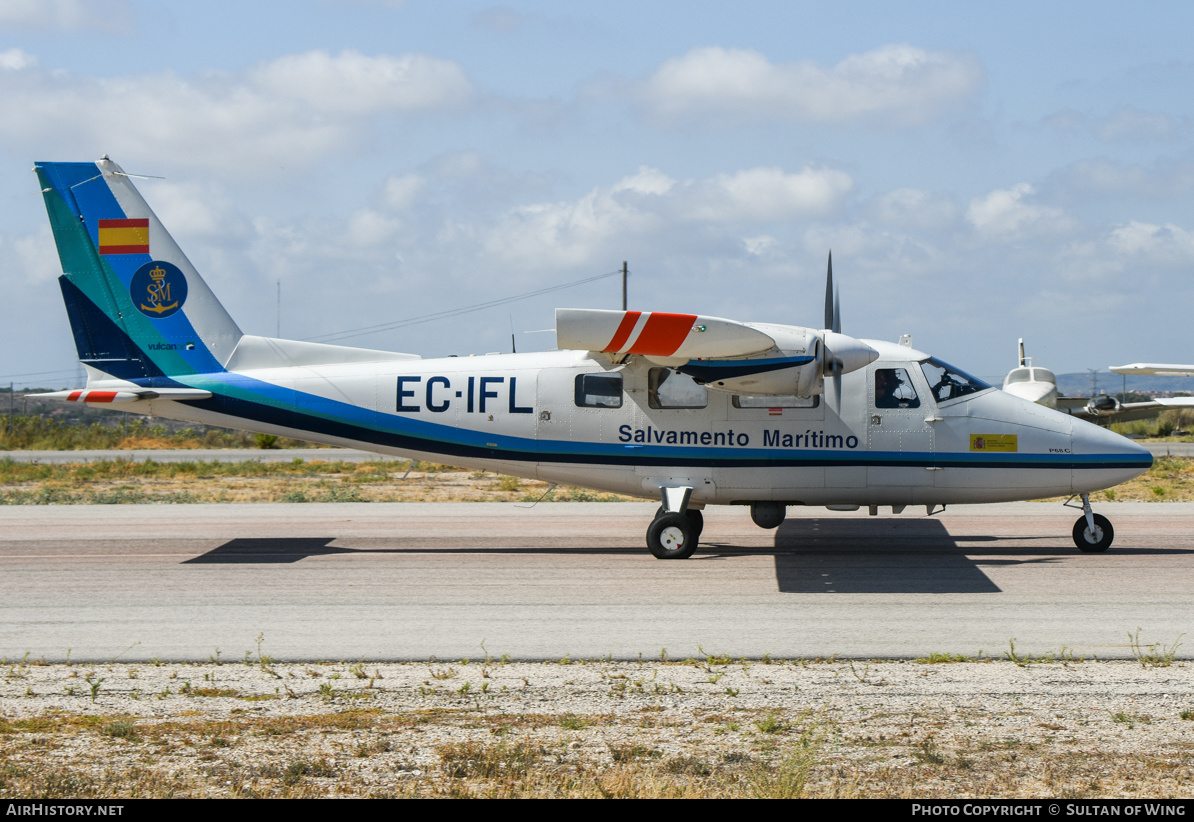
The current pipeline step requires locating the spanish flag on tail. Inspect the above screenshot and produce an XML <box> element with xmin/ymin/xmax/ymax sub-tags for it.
<box><xmin>97</xmin><ymin>218</ymin><xmax>149</xmax><ymax>255</ymax></box>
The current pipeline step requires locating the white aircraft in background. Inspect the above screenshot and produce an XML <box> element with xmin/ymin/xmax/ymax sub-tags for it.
<box><xmin>30</xmin><ymin>157</ymin><xmax>1151</xmax><ymax>558</ymax></box>
<box><xmin>1004</xmin><ymin>340</ymin><xmax>1194</xmax><ymax>422</ymax></box>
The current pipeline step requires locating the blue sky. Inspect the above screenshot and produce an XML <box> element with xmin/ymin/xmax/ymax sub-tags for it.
<box><xmin>3</xmin><ymin>0</ymin><xmax>1193</xmax><ymax>388</ymax></box>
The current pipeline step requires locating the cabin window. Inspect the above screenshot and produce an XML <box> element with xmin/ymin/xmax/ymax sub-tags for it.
<box><xmin>732</xmin><ymin>394</ymin><xmax>818</xmax><ymax>409</ymax></box>
<box><xmin>874</xmin><ymin>368</ymin><xmax>920</xmax><ymax>409</ymax></box>
<box><xmin>574</xmin><ymin>373</ymin><xmax>623</xmax><ymax>408</ymax></box>
<box><xmin>920</xmin><ymin>358</ymin><xmax>990</xmax><ymax>403</ymax></box>
<box><xmin>648</xmin><ymin>368</ymin><xmax>708</xmax><ymax>409</ymax></box>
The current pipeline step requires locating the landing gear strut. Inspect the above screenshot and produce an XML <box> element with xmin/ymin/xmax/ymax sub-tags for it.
<box><xmin>646</xmin><ymin>487</ymin><xmax>700</xmax><ymax>559</ymax></box>
<box><xmin>1071</xmin><ymin>493</ymin><xmax>1114</xmax><ymax>553</ymax></box>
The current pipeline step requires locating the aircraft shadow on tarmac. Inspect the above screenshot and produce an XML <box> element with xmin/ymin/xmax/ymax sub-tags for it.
<box><xmin>181</xmin><ymin>518</ymin><xmax>1073</xmax><ymax>594</ymax></box>
<box><xmin>183</xmin><ymin>538</ymin><xmax>352</xmax><ymax>564</ymax></box>
<box><xmin>763</xmin><ymin>517</ymin><xmax>1003</xmax><ymax>594</ymax></box>
<box><xmin>181</xmin><ymin>516</ymin><xmax>1108</xmax><ymax>594</ymax></box>
<box><xmin>713</xmin><ymin>516</ymin><xmax>1089</xmax><ymax>593</ymax></box>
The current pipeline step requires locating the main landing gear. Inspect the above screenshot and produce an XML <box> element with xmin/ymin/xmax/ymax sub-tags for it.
<box><xmin>646</xmin><ymin>487</ymin><xmax>703</xmax><ymax>559</ymax></box>
<box><xmin>1070</xmin><ymin>493</ymin><xmax>1114</xmax><ymax>553</ymax></box>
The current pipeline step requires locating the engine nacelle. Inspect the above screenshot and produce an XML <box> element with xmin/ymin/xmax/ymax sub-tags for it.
<box><xmin>1085</xmin><ymin>395</ymin><xmax>1123</xmax><ymax>417</ymax></box>
<box><xmin>676</xmin><ymin>326</ymin><xmax>877</xmax><ymax>397</ymax></box>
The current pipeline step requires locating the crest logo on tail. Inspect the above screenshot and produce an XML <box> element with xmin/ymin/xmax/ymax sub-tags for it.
<box><xmin>130</xmin><ymin>260</ymin><xmax>187</xmax><ymax>318</ymax></box>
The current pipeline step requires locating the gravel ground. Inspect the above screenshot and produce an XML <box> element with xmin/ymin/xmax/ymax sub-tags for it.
<box><xmin>2</xmin><ymin>658</ymin><xmax>1193</xmax><ymax>798</ymax></box>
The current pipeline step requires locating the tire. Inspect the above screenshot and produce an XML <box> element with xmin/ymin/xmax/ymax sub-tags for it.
<box><xmin>1072</xmin><ymin>513</ymin><xmax>1113</xmax><ymax>553</ymax></box>
<box><xmin>654</xmin><ymin>506</ymin><xmax>704</xmax><ymax>539</ymax></box>
<box><xmin>647</xmin><ymin>513</ymin><xmax>698</xmax><ymax>559</ymax></box>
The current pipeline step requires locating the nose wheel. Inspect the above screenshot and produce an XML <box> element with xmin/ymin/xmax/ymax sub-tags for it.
<box><xmin>1070</xmin><ymin>493</ymin><xmax>1114</xmax><ymax>552</ymax></box>
<box><xmin>1073</xmin><ymin>513</ymin><xmax>1113</xmax><ymax>552</ymax></box>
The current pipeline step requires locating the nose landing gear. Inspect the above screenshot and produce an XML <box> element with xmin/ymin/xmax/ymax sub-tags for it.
<box><xmin>1070</xmin><ymin>493</ymin><xmax>1114</xmax><ymax>552</ymax></box>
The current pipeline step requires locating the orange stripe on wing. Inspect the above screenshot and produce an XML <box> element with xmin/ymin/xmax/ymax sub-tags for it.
<box><xmin>604</xmin><ymin>311</ymin><xmax>641</xmax><ymax>352</ymax></box>
<box><xmin>628</xmin><ymin>313</ymin><xmax>696</xmax><ymax>356</ymax></box>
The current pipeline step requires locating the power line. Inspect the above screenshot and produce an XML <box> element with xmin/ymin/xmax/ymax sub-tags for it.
<box><xmin>0</xmin><ymin>367</ymin><xmax>81</xmax><ymax>383</ymax></box>
<box><xmin>302</xmin><ymin>269</ymin><xmax>622</xmax><ymax>344</ymax></box>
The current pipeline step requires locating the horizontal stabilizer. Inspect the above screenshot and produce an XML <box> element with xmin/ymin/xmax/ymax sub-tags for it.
<box><xmin>35</xmin><ymin>388</ymin><xmax>213</xmax><ymax>404</ymax></box>
<box><xmin>556</xmin><ymin>308</ymin><xmax>775</xmax><ymax>358</ymax></box>
<box><xmin>225</xmin><ymin>335</ymin><xmax>421</xmax><ymax>371</ymax></box>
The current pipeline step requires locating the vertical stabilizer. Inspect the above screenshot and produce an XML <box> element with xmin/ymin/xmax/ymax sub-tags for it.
<box><xmin>35</xmin><ymin>157</ymin><xmax>242</xmax><ymax>383</ymax></box>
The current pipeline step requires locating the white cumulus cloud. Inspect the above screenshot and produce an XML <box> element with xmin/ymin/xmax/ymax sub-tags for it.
<box><xmin>1108</xmin><ymin>220</ymin><xmax>1194</xmax><ymax>264</ymax></box>
<box><xmin>689</xmin><ymin>166</ymin><xmax>853</xmax><ymax>222</ymax></box>
<box><xmin>0</xmin><ymin>49</ymin><xmax>473</xmax><ymax>173</ymax></box>
<box><xmin>640</xmin><ymin>44</ymin><xmax>983</xmax><ymax>125</ymax></box>
<box><xmin>250</xmin><ymin>50</ymin><xmax>471</xmax><ymax>114</ymax></box>
<box><xmin>483</xmin><ymin>165</ymin><xmax>852</xmax><ymax>271</ymax></box>
<box><xmin>0</xmin><ymin>0</ymin><xmax>132</xmax><ymax>32</ymax></box>
<box><xmin>966</xmin><ymin>183</ymin><xmax>1072</xmax><ymax>239</ymax></box>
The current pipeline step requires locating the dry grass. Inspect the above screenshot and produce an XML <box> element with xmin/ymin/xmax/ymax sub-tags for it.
<box><xmin>1087</xmin><ymin>455</ymin><xmax>1194</xmax><ymax>502</ymax></box>
<box><xmin>0</xmin><ymin>458</ymin><xmax>635</xmax><ymax>504</ymax></box>
<box><xmin>2</xmin><ymin>660</ymin><xmax>1193</xmax><ymax>798</ymax></box>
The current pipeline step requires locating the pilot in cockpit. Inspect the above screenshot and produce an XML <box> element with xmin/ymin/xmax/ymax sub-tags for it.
<box><xmin>875</xmin><ymin>368</ymin><xmax>919</xmax><ymax>409</ymax></box>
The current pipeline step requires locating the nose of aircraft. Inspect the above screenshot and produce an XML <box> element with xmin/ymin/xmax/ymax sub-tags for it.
<box><xmin>1069</xmin><ymin>417</ymin><xmax>1153</xmax><ymax>493</ymax></box>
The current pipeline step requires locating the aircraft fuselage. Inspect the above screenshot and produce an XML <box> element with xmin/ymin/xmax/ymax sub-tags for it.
<box><xmin>111</xmin><ymin>339</ymin><xmax>1148</xmax><ymax>510</ymax></box>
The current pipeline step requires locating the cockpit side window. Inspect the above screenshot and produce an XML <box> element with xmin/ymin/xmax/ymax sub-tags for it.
<box><xmin>920</xmin><ymin>358</ymin><xmax>991</xmax><ymax>403</ymax></box>
<box><xmin>874</xmin><ymin>368</ymin><xmax>920</xmax><ymax>409</ymax></box>
<box><xmin>1006</xmin><ymin>368</ymin><xmax>1031</xmax><ymax>384</ymax></box>
<box><xmin>574</xmin><ymin>373</ymin><xmax>623</xmax><ymax>408</ymax></box>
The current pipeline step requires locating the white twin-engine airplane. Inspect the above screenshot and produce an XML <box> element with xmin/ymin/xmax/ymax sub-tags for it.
<box><xmin>1003</xmin><ymin>339</ymin><xmax>1194</xmax><ymax>422</ymax></box>
<box><xmin>33</xmin><ymin>157</ymin><xmax>1152</xmax><ymax>559</ymax></box>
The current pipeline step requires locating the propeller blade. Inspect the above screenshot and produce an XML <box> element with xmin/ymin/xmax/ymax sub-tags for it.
<box><xmin>824</xmin><ymin>252</ymin><xmax>835</xmax><ymax>332</ymax></box>
<box><xmin>822</xmin><ymin>251</ymin><xmax>842</xmax><ymax>411</ymax></box>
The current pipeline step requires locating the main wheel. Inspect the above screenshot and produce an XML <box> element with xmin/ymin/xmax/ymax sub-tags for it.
<box><xmin>655</xmin><ymin>506</ymin><xmax>704</xmax><ymax>539</ymax></box>
<box><xmin>646</xmin><ymin>513</ymin><xmax>698</xmax><ymax>559</ymax></box>
<box><xmin>1072</xmin><ymin>513</ymin><xmax>1113</xmax><ymax>553</ymax></box>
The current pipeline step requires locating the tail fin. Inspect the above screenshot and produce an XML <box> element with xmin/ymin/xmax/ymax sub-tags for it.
<box><xmin>35</xmin><ymin>157</ymin><xmax>242</xmax><ymax>383</ymax></box>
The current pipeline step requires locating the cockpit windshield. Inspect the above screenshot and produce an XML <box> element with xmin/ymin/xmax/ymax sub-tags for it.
<box><xmin>920</xmin><ymin>358</ymin><xmax>991</xmax><ymax>403</ymax></box>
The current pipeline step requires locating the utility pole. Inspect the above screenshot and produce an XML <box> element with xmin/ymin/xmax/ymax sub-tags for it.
<box><xmin>622</xmin><ymin>261</ymin><xmax>628</xmax><ymax>311</ymax></box>
<box><xmin>277</xmin><ymin>280</ymin><xmax>281</xmax><ymax>338</ymax></box>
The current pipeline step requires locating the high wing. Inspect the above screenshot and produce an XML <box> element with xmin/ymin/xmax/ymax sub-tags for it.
<box><xmin>1110</xmin><ymin>363</ymin><xmax>1194</xmax><ymax>376</ymax></box>
<box><xmin>1056</xmin><ymin>394</ymin><xmax>1194</xmax><ymax>422</ymax></box>
<box><xmin>555</xmin><ymin>307</ymin><xmax>878</xmax><ymax>397</ymax></box>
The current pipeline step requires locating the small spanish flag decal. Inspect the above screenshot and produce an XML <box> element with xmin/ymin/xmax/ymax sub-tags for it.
<box><xmin>98</xmin><ymin>218</ymin><xmax>149</xmax><ymax>255</ymax></box>
<box><xmin>971</xmin><ymin>434</ymin><xmax>1018</xmax><ymax>452</ymax></box>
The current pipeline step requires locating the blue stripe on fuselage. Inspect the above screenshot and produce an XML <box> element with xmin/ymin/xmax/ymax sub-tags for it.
<box><xmin>171</xmin><ymin>370</ymin><xmax>1150</xmax><ymax>470</ymax></box>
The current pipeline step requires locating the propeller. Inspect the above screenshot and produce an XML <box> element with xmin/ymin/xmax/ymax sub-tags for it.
<box><xmin>819</xmin><ymin>251</ymin><xmax>879</xmax><ymax>412</ymax></box>
<box><xmin>823</xmin><ymin>252</ymin><xmax>844</xmax><ymax>409</ymax></box>
<box><xmin>824</xmin><ymin>251</ymin><xmax>840</xmax><ymax>334</ymax></box>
